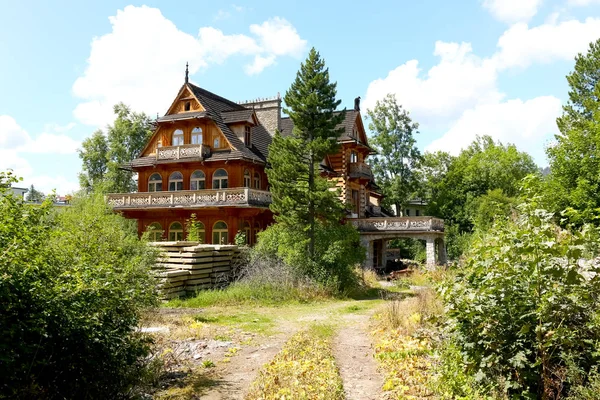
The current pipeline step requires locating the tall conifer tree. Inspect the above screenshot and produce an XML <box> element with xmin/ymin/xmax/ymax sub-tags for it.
<box><xmin>267</xmin><ymin>48</ymin><xmax>346</xmax><ymax>260</ymax></box>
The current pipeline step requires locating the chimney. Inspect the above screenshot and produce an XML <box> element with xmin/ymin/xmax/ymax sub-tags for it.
<box><xmin>241</xmin><ymin>94</ymin><xmax>281</xmax><ymax>136</ymax></box>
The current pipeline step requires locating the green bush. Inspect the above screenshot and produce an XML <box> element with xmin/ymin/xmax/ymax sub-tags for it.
<box><xmin>253</xmin><ymin>220</ymin><xmax>365</xmax><ymax>291</ymax></box>
<box><xmin>441</xmin><ymin>201</ymin><xmax>600</xmax><ymax>398</ymax></box>
<box><xmin>0</xmin><ymin>173</ymin><xmax>157</xmax><ymax>399</ymax></box>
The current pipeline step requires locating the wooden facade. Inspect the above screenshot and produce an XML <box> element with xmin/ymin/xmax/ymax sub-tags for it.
<box><xmin>107</xmin><ymin>73</ymin><xmax>384</xmax><ymax>244</ymax></box>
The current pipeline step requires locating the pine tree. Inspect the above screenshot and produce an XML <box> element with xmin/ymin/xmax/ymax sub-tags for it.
<box><xmin>267</xmin><ymin>48</ymin><xmax>346</xmax><ymax>260</ymax></box>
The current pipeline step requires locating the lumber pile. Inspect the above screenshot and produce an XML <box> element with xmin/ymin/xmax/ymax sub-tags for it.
<box><xmin>150</xmin><ymin>242</ymin><xmax>241</xmax><ymax>299</ymax></box>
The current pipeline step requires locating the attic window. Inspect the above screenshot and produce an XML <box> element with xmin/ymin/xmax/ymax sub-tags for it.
<box><xmin>244</xmin><ymin>125</ymin><xmax>251</xmax><ymax>146</ymax></box>
<box><xmin>184</xmin><ymin>101</ymin><xmax>191</xmax><ymax>111</ymax></box>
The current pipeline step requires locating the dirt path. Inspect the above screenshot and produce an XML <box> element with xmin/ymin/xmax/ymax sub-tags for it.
<box><xmin>333</xmin><ymin>312</ymin><xmax>385</xmax><ymax>400</ymax></box>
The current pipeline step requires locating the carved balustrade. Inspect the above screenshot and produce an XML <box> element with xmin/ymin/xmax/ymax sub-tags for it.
<box><xmin>348</xmin><ymin>162</ymin><xmax>374</xmax><ymax>180</ymax></box>
<box><xmin>156</xmin><ymin>144</ymin><xmax>210</xmax><ymax>161</ymax></box>
<box><xmin>350</xmin><ymin>217</ymin><xmax>444</xmax><ymax>232</ymax></box>
<box><xmin>106</xmin><ymin>188</ymin><xmax>272</xmax><ymax>209</ymax></box>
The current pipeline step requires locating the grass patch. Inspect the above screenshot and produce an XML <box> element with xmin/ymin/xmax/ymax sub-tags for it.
<box><xmin>165</xmin><ymin>281</ymin><xmax>334</xmax><ymax>308</ymax></box>
<box><xmin>246</xmin><ymin>323</ymin><xmax>344</xmax><ymax>400</ymax></box>
<box><xmin>193</xmin><ymin>311</ymin><xmax>275</xmax><ymax>335</ymax></box>
<box><xmin>152</xmin><ymin>369</ymin><xmax>220</xmax><ymax>400</ymax></box>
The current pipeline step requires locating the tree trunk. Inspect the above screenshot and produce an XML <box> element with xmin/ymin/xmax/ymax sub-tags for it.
<box><xmin>308</xmin><ymin>131</ymin><xmax>315</xmax><ymax>261</ymax></box>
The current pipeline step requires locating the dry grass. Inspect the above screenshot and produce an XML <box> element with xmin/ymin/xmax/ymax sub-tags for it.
<box><xmin>380</xmin><ymin>288</ymin><xmax>444</xmax><ymax>335</ymax></box>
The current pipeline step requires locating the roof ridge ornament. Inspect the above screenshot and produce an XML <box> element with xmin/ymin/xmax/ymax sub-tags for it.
<box><xmin>185</xmin><ymin>62</ymin><xmax>189</xmax><ymax>84</ymax></box>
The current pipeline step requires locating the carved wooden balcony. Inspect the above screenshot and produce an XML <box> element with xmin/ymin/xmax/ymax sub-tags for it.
<box><xmin>156</xmin><ymin>144</ymin><xmax>210</xmax><ymax>161</ymax></box>
<box><xmin>348</xmin><ymin>162</ymin><xmax>374</xmax><ymax>180</ymax></box>
<box><xmin>350</xmin><ymin>217</ymin><xmax>444</xmax><ymax>233</ymax></box>
<box><xmin>106</xmin><ymin>188</ymin><xmax>272</xmax><ymax>210</ymax></box>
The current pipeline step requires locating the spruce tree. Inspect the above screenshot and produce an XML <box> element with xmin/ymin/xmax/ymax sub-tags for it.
<box><xmin>267</xmin><ymin>48</ymin><xmax>346</xmax><ymax>260</ymax></box>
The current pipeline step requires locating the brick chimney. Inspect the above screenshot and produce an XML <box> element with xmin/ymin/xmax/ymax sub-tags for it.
<box><xmin>240</xmin><ymin>94</ymin><xmax>281</xmax><ymax>136</ymax></box>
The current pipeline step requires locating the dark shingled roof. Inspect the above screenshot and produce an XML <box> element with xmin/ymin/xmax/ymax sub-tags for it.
<box><xmin>129</xmin><ymin>83</ymin><xmax>272</xmax><ymax>169</ymax></box>
<box><xmin>280</xmin><ymin>110</ymin><xmax>362</xmax><ymax>142</ymax></box>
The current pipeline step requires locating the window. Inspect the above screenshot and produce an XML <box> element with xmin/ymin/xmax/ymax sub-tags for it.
<box><xmin>169</xmin><ymin>171</ymin><xmax>183</xmax><ymax>191</ymax></box>
<box><xmin>405</xmin><ymin>209</ymin><xmax>410</xmax><ymax>216</ymax></box>
<box><xmin>244</xmin><ymin>125</ymin><xmax>251</xmax><ymax>146</ymax></box>
<box><xmin>416</xmin><ymin>209</ymin><xmax>420</xmax><ymax>217</ymax></box>
<box><xmin>172</xmin><ymin>129</ymin><xmax>184</xmax><ymax>146</ymax></box>
<box><xmin>253</xmin><ymin>172</ymin><xmax>261</xmax><ymax>189</ymax></box>
<box><xmin>190</xmin><ymin>170</ymin><xmax>205</xmax><ymax>190</ymax></box>
<box><xmin>192</xmin><ymin>127</ymin><xmax>203</xmax><ymax>145</ymax></box>
<box><xmin>212</xmin><ymin>169</ymin><xmax>228</xmax><ymax>189</ymax></box>
<box><xmin>243</xmin><ymin>169</ymin><xmax>251</xmax><ymax>188</ymax></box>
<box><xmin>212</xmin><ymin>221</ymin><xmax>228</xmax><ymax>244</ymax></box>
<box><xmin>213</xmin><ymin>137</ymin><xmax>220</xmax><ymax>148</ymax></box>
<box><xmin>148</xmin><ymin>173</ymin><xmax>162</xmax><ymax>192</ymax></box>
<box><xmin>242</xmin><ymin>221</ymin><xmax>251</xmax><ymax>245</ymax></box>
<box><xmin>147</xmin><ymin>222</ymin><xmax>163</xmax><ymax>241</ymax></box>
<box><xmin>184</xmin><ymin>101</ymin><xmax>191</xmax><ymax>111</ymax></box>
<box><xmin>350</xmin><ymin>151</ymin><xmax>358</xmax><ymax>163</ymax></box>
<box><xmin>352</xmin><ymin>189</ymin><xmax>359</xmax><ymax>214</ymax></box>
<box><xmin>168</xmin><ymin>222</ymin><xmax>184</xmax><ymax>241</ymax></box>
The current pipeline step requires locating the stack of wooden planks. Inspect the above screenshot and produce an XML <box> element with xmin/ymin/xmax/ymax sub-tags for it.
<box><xmin>150</xmin><ymin>242</ymin><xmax>241</xmax><ymax>299</ymax></box>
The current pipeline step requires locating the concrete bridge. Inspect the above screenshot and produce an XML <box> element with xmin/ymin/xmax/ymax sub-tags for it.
<box><xmin>349</xmin><ymin>217</ymin><xmax>446</xmax><ymax>269</ymax></box>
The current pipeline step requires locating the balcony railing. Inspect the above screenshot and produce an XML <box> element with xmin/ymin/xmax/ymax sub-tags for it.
<box><xmin>106</xmin><ymin>188</ymin><xmax>272</xmax><ymax>209</ymax></box>
<box><xmin>156</xmin><ymin>144</ymin><xmax>210</xmax><ymax>161</ymax></box>
<box><xmin>350</xmin><ymin>217</ymin><xmax>444</xmax><ymax>233</ymax></box>
<box><xmin>348</xmin><ymin>162</ymin><xmax>374</xmax><ymax>180</ymax></box>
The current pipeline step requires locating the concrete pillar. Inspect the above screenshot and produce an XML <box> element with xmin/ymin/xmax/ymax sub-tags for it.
<box><xmin>360</xmin><ymin>236</ymin><xmax>373</xmax><ymax>269</ymax></box>
<box><xmin>426</xmin><ymin>236</ymin><xmax>436</xmax><ymax>268</ymax></box>
<box><xmin>437</xmin><ymin>238</ymin><xmax>447</xmax><ymax>265</ymax></box>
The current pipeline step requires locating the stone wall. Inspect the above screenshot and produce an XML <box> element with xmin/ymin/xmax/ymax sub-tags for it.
<box><xmin>241</xmin><ymin>96</ymin><xmax>281</xmax><ymax>136</ymax></box>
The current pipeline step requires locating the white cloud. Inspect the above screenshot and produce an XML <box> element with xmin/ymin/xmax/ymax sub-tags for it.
<box><xmin>0</xmin><ymin>116</ymin><xmax>80</xmax><ymax>194</ymax></box>
<box><xmin>73</xmin><ymin>6</ymin><xmax>307</xmax><ymax>127</ymax></box>
<box><xmin>482</xmin><ymin>0</ymin><xmax>544</xmax><ymax>23</ymax></box>
<box><xmin>494</xmin><ymin>18</ymin><xmax>600</xmax><ymax>69</ymax></box>
<box><xmin>426</xmin><ymin>96</ymin><xmax>562</xmax><ymax>164</ymax></box>
<box><xmin>568</xmin><ymin>0</ymin><xmax>600</xmax><ymax>6</ymax></box>
<box><xmin>364</xmin><ymin>41</ymin><xmax>501</xmax><ymax>126</ymax></box>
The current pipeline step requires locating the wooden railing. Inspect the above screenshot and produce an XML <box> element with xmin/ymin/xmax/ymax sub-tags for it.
<box><xmin>350</xmin><ymin>217</ymin><xmax>444</xmax><ymax>232</ymax></box>
<box><xmin>348</xmin><ymin>162</ymin><xmax>374</xmax><ymax>179</ymax></box>
<box><xmin>106</xmin><ymin>188</ymin><xmax>272</xmax><ymax>209</ymax></box>
<box><xmin>156</xmin><ymin>144</ymin><xmax>210</xmax><ymax>161</ymax></box>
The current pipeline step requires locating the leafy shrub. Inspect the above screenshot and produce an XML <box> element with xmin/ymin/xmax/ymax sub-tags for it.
<box><xmin>441</xmin><ymin>201</ymin><xmax>600</xmax><ymax>398</ymax></box>
<box><xmin>185</xmin><ymin>213</ymin><xmax>203</xmax><ymax>242</ymax></box>
<box><xmin>0</xmin><ymin>173</ymin><xmax>157</xmax><ymax>399</ymax></box>
<box><xmin>253</xmin><ymin>220</ymin><xmax>365</xmax><ymax>291</ymax></box>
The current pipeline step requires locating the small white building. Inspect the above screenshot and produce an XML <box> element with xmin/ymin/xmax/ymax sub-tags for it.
<box><xmin>10</xmin><ymin>186</ymin><xmax>27</xmax><ymax>200</ymax></box>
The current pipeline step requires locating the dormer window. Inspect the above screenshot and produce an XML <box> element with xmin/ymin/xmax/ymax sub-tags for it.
<box><xmin>244</xmin><ymin>125</ymin><xmax>251</xmax><ymax>146</ymax></box>
<box><xmin>213</xmin><ymin>137</ymin><xmax>220</xmax><ymax>148</ymax></box>
<box><xmin>184</xmin><ymin>101</ymin><xmax>191</xmax><ymax>111</ymax></box>
<box><xmin>192</xmin><ymin>127</ymin><xmax>202</xmax><ymax>145</ymax></box>
<box><xmin>172</xmin><ymin>129</ymin><xmax>184</xmax><ymax>146</ymax></box>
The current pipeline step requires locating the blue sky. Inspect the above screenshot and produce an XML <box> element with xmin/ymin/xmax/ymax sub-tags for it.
<box><xmin>1</xmin><ymin>0</ymin><xmax>600</xmax><ymax>194</ymax></box>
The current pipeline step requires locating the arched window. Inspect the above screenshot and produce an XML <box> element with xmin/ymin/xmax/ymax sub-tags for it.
<box><xmin>253</xmin><ymin>222</ymin><xmax>261</xmax><ymax>245</ymax></box>
<box><xmin>212</xmin><ymin>169</ymin><xmax>228</xmax><ymax>189</ymax></box>
<box><xmin>148</xmin><ymin>173</ymin><xmax>162</xmax><ymax>192</ymax></box>
<box><xmin>168</xmin><ymin>222</ymin><xmax>184</xmax><ymax>241</ymax></box>
<box><xmin>350</xmin><ymin>151</ymin><xmax>358</xmax><ymax>163</ymax></box>
<box><xmin>192</xmin><ymin>127</ymin><xmax>203</xmax><ymax>145</ymax></box>
<box><xmin>253</xmin><ymin>172</ymin><xmax>261</xmax><ymax>189</ymax></box>
<box><xmin>172</xmin><ymin>129</ymin><xmax>184</xmax><ymax>146</ymax></box>
<box><xmin>190</xmin><ymin>170</ymin><xmax>205</xmax><ymax>190</ymax></box>
<box><xmin>213</xmin><ymin>137</ymin><xmax>220</xmax><ymax>148</ymax></box>
<box><xmin>242</xmin><ymin>221</ymin><xmax>251</xmax><ymax>245</ymax></box>
<box><xmin>147</xmin><ymin>222</ymin><xmax>163</xmax><ymax>241</ymax></box>
<box><xmin>243</xmin><ymin>169</ymin><xmax>251</xmax><ymax>188</ymax></box>
<box><xmin>169</xmin><ymin>171</ymin><xmax>183</xmax><ymax>191</ymax></box>
<box><xmin>212</xmin><ymin>221</ymin><xmax>228</xmax><ymax>244</ymax></box>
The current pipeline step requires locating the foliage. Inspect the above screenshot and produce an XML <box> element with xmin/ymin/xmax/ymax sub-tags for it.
<box><xmin>471</xmin><ymin>188</ymin><xmax>516</xmax><ymax>232</ymax></box>
<box><xmin>79</xmin><ymin>103</ymin><xmax>153</xmax><ymax>193</ymax></box>
<box><xmin>254</xmin><ymin>220</ymin><xmax>364</xmax><ymax>291</ymax></box>
<box><xmin>25</xmin><ymin>184</ymin><xmax>45</xmax><ymax>202</ymax></box>
<box><xmin>0</xmin><ymin>171</ymin><xmax>158</xmax><ymax>399</ymax></box>
<box><xmin>444</xmin><ymin>223</ymin><xmax>472</xmax><ymax>261</ymax></box>
<box><xmin>441</xmin><ymin>200</ymin><xmax>600</xmax><ymax>398</ymax></box>
<box><xmin>234</xmin><ymin>230</ymin><xmax>246</xmax><ymax>246</ymax></box>
<box><xmin>389</xmin><ymin>237</ymin><xmax>426</xmax><ymax>262</ymax></box>
<box><xmin>269</xmin><ymin>47</ymin><xmax>346</xmax><ymax>261</ymax></box>
<box><xmin>246</xmin><ymin>324</ymin><xmax>344</xmax><ymax>400</ymax></box>
<box><xmin>185</xmin><ymin>213</ymin><xmax>204</xmax><ymax>242</ymax></box>
<box><xmin>366</xmin><ymin>93</ymin><xmax>422</xmax><ymax>213</ymax></box>
<box><xmin>423</xmin><ymin>135</ymin><xmax>538</xmax><ymax>234</ymax></box>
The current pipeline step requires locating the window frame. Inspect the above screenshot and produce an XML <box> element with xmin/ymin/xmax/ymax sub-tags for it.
<box><xmin>212</xmin><ymin>169</ymin><xmax>228</xmax><ymax>189</ymax></box>
<box><xmin>253</xmin><ymin>172</ymin><xmax>261</xmax><ymax>189</ymax></box>
<box><xmin>148</xmin><ymin>173</ymin><xmax>162</xmax><ymax>192</ymax></box>
<box><xmin>147</xmin><ymin>222</ymin><xmax>163</xmax><ymax>241</ymax></box>
<box><xmin>244</xmin><ymin>125</ymin><xmax>251</xmax><ymax>146</ymax></box>
<box><xmin>191</xmin><ymin>127</ymin><xmax>203</xmax><ymax>145</ymax></box>
<box><xmin>213</xmin><ymin>137</ymin><xmax>220</xmax><ymax>148</ymax></box>
<box><xmin>168</xmin><ymin>171</ymin><xmax>184</xmax><ymax>191</ymax></box>
<box><xmin>172</xmin><ymin>129</ymin><xmax>184</xmax><ymax>146</ymax></box>
<box><xmin>212</xmin><ymin>221</ymin><xmax>228</xmax><ymax>244</ymax></box>
<box><xmin>168</xmin><ymin>221</ymin><xmax>184</xmax><ymax>241</ymax></box>
<box><xmin>190</xmin><ymin>170</ymin><xmax>206</xmax><ymax>190</ymax></box>
<box><xmin>243</xmin><ymin>169</ymin><xmax>251</xmax><ymax>188</ymax></box>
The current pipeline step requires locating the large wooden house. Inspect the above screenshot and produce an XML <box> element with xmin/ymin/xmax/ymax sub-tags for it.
<box><xmin>106</xmin><ymin>71</ymin><xmax>385</xmax><ymax>245</ymax></box>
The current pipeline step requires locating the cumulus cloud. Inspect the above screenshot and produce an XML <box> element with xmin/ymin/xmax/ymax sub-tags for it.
<box><xmin>568</xmin><ymin>0</ymin><xmax>600</xmax><ymax>6</ymax></box>
<box><xmin>493</xmin><ymin>18</ymin><xmax>600</xmax><ymax>69</ymax></box>
<box><xmin>72</xmin><ymin>5</ymin><xmax>307</xmax><ymax>127</ymax></box>
<box><xmin>426</xmin><ymin>96</ymin><xmax>562</xmax><ymax>163</ymax></box>
<box><xmin>482</xmin><ymin>0</ymin><xmax>544</xmax><ymax>23</ymax></box>
<box><xmin>0</xmin><ymin>116</ymin><xmax>80</xmax><ymax>194</ymax></box>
